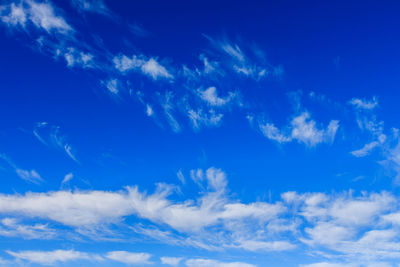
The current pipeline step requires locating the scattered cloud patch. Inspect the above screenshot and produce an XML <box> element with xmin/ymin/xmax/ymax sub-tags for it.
<box><xmin>350</xmin><ymin>96</ymin><xmax>378</xmax><ymax>110</ymax></box>
<box><xmin>6</xmin><ymin>249</ymin><xmax>95</xmax><ymax>265</ymax></box>
<box><xmin>185</xmin><ymin>258</ymin><xmax>257</xmax><ymax>267</ymax></box>
<box><xmin>113</xmin><ymin>54</ymin><xmax>173</xmax><ymax>80</ymax></box>
<box><xmin>260</xmin><ymin>112</ymin><xmax>339</xmax><ymax>146</ymax></box>
<box><xmin>0</xmin><ymin>0</ymin><xmax>73</xmax><ymax>34</ymax></box>
<box><xmin>161</xmin><ymin>256</ymin><xmax>183</xmax><ymax>266</ymax></box>
<box><xmin>105</xmin><ymin>251</ymin><xmax>152</xmax><ymax>265</ymax></box>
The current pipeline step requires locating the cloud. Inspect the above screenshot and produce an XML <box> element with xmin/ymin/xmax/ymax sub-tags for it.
<box><xmin>105</xmin><ymin>251</ymin><xmax>152</xmax><ymax>265</ymax></box>
<box><xmin>71</xmin><ymin>0</ymin><xmax>111</xmax><ymax>16</ymax></box>
<box><xmin>0</xmin><ymin>217</ymin><xmax>56</xmax><ymax>239</ymax></box>
<box><xmin>129</xmin><ymin>23</ymin><xmax>151</xmax><ymax>37</ymax></box>
<box><xmin>185</xmin><ymin>258</ymin><xmax>257</xmax><ymax>267</ymax></box>
<box><xmin>260</xmin><ymin>112</ymin><xmax>339</xmax><ymax>146</ymax></box>
<box><xmin>15</xmin><ymin>168</ymin><xmax>43</xmax><ymax>184</ymax></box>
<box><xmin>205</xmin><ymin>36</ymin><xmax>282</xmax><ymax>80</ymax></box>
<box><xmin>0</xmin><ymin>154</ymin><xmax>43</xmax><ymax>184</ymax></box>
<box><xmin>6</xmin><ymin>249</ymin><xmax>96</xmax><ymax>265</ymax></box>
<box><xmin>234</xmin><ymin>240</ymin><xmax>296</xmax><ymax>252</ymax></box>
<box><xmin>63</xmin><ymin>47</ymin><xmax>94</xmax><ymax>68</ymax></box>
<box><xmin>0</xmin><ymin>0</ymin><xmax>73</xmax><ymax>34</ymax></box>
<box><xmin>33</xmin><ymin>122</ymin><xmax>79</xmax><ymax>163</ymax></box>
<box><xmin>177</xmin><ymin>169</ymin><xmax>185</xmax><ymax>184</ymax></box>
<box><xmin>350</xmin><ymin>141</ymin><xmax>380</xmax><ymax>157</ymax></box>
<box><xmin>62</xmin><ymin>173</ymin><xmax>73</xmax><ymax>185</ymax></box>
<box><xmin>102</xmin><ymin>78</ymin><xmax>120</xmax><ymax>96</ymax></box>
<box><xmin>350</xmin><ymin>97</ymin><xmax>378</xmax><ymax>110</ymax></box>
<box><xmin>0</xmin><ymin>167</ymin><xmax>290</xmax><ymax>251</ymax></box>
<box><xmin>197</xmin><ymin>87</ymin><xmax>238</xmax><ymax>107</ymax></box>
<box><xmin>113</xmin><ymin>54</ymin><xmax>174</xmax><ymax>80</ymax></box>
<box><xmin>161</xmin><ymin>256</ymin><xmax>183</xmax><ymax>266</ymax></box>
<box><xmin>0</xmin><ymin>171</ymin><xmax>400</xmax><ymax>262</ymax></box>
<box><xmin>188</xmin><ymin>109</ymin><xmax>223</xmax><ymax>130</ymax></box>
<box><xmin>160</xmin><ymin>91</ymin><xmax>181</xmax><ymax>132</ymax></box>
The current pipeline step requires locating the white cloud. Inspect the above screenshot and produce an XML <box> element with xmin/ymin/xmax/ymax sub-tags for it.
<box><xmin>146</xmin><ymin>104</ymin><xmax>154</xmax><ymax>117</ymax></box>
<box><xmin>177</xmin><ymin>169</ymin><xmax>185</xmax><ymax>184</ymax></box>
<box><xmin>259</xmin><ymin>123</ymin><xmax>292</xmax><ymax>143</ymax></box>
<box><xmin>113</xmin><ymin>54</ymin><xmax>173</xmax><ymax>80</ymax></box>
<box><xmin>0</xmin><ymin>218</ymin><xmax>56</xmax><ymax>239</ymax></box>
<box><xmin>33</xmin><ymin>122</ymin><xmax>79</xmax><ymax>163</ymax></box>
<box><xmin>350</xmin><ymin>141</ymin><xmax>380</xmax><ymax>157</ymax></box>
<box><xmin>235</xmin><ymin>240</ymin><xmax>296</xmax><ymax>252</ymax></box>
<box><xmin>7</xmin><ymin>249</ymin><xmax>96</xmax><ymax>265</ymax></box>
<box><xmin>15</xmin><ymin>168</ymin><xmax>43</xmax><ymax>184</ymax></box>
<box><xmin>188</xmin><ymin>109</ymin><xmax>223</xmax><ymax>130</ymax></box>
<box><xmin>106</xmin><ymin>251</ymin><xmax>152</xmax><ymax>265</ymax></box>
<box><xmin>160</xmin><ymin>91</ymin><xmax>181</xmax><ymax>132</ymax></box>
<box><xmin>300</xmin><ymin>263</ymin><xmax>357</xmax><ymax>267</ymax></box>
<box><xmin>161</xmin><ymin>256</ymin><xmax>183</xmax><ymax>266</ymax></box>
<box><xmin>197</xmin><ymin>87</ymin><xmax>238</xmax><ymax>107</ymax></box>
<box><xmin>0</xmin><ymin>167</ymin><xmax>289</xmax><ymax>251</ymax></box>
<box><xmin>64</xmin><ymin>47</ymin><xmax>94</xmax><ymax>68</ymax></box>
<box><xmin>260</xmin><ymin>112</ymin><xmax>339</xmax><ymax>146</ymax></box>
<box><xmin>142</xmin><ymin>58</ymin><xmax>173</xmax><ymax>80</ymax></box>
<box><xmin>102</xmin><ymin>79</ymin><xmax>119</xmax><ymax>95</ymax></box>
<box><xmin>185</xmin><ymin>258</ymin><xmax>256</xmax><ymax>267</ymax></box>
<box><xmin>0</xmin><ymin>0</ymin><xmax>73</xmax><ymax>34</ymax></box>
<box><xmin>350</xmin><ymin>97</ymin><xmax>378</xmax><ymax>110</ymax></box>
<box><xmin>0</xmin><ymin>2</ymin><xmax>26</xmax><ymax>27</ymax></box>
<box><xmin>71</xmin><ymin>0</ymin><xmax>111</xmax><ymax>16</ymax></box>
<box><xmin>0</xmin><ymin>154</ymin><xmax>43</xmax><ymax>184</ymax></box>
<box><xmin>205</xmin><ymin>36</ymin><xmax>282</xmax><ymax>80</ymax></box>
<box><xmin>62</xmin><ymin>173</ymin><xmax>73</xmax><ymax>184</ymax></box>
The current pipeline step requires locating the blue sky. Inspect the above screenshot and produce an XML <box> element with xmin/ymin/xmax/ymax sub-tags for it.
<box><xmin>1</xmin><ymin>0</ymin><xmax>400</xmax><ymax>266</ymax></box>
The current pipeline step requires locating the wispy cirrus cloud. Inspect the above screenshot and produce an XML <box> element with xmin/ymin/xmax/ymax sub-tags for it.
<box><xmin>113</xmin><ymin>54</ymin><xmax>174</xmax><ymax>80</ymax></box>
<box><xmin>71</xmin><ymin>0</ymin><xmax>112</xmax><ymax>17</ymax></box>
<box><xmin>0</xmin><ymin>153</ymin><xmax>43</xmax><ymax>184</ymax></box>
<box><xmin>6</xmin><ymin>249</ymin><xmax>98</xmax><ymax>266</ymax></box>
<box><xmin>349</xmin><ymin>96</ymin><xmax>378</xmax><ymax>110</ymax></box>
<box><xmin>0</xmin><ymin>217</ymin><xmax>56</xmax><ymax>240</ymax></box>
<box><xmin>0</xmin><ymin>0</ymin><xmax>73</xmax><ymax>34</ymax></box>
<box><xmin>33</xmin><ymin>122</ymin><xmax>79</xmax><ymax>163</ymax></box>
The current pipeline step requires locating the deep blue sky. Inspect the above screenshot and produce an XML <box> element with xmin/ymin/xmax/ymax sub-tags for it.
<box><xmin>1</xmin><ymin>0</ymin><xmax>400</xmax><ymax>266</ymax></box>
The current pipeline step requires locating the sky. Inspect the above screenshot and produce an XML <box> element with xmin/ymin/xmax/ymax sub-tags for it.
<box><xmin>1</xmin><ymin>0</ymin><xmax>400</xmax><ymax>266</ymax></box>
